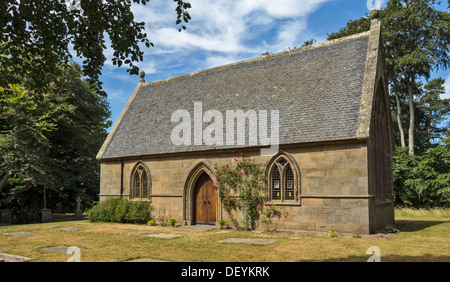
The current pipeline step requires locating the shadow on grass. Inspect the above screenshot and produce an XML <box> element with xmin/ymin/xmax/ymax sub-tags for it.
<box><xmin>393</xmin><ymin>218</ymin><xmax>449</xmax><ymax>233</ymax></box>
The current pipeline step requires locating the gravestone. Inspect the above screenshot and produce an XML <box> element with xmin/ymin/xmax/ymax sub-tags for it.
<box><xmin>75</xmin><ymin>197</ymin><xmax>83</xmax><ymax>219</ymax></box>
<box><xmin>0</xmin><ymin>209</ymin><xmax>12</xmax><ymax>225</ymax></box>
<box><xmin>41</xmin><ymin>209</ymin><xmax>52</xmax><ymax>223</ymax></box>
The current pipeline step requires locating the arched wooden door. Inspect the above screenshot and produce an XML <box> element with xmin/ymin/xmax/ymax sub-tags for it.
<box><xmin>194</xmin><ymin>173</ymin><xmax>216</xmax><ymax>225</ymax></box>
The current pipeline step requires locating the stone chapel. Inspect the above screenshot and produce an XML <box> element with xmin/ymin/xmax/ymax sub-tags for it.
<box><xmin>96</xmin><ymin>14</ymin><xmax>394</xmax><ymax>234</ymax></box>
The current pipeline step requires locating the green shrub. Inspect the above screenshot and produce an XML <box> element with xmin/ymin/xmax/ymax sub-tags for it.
<box><xmin>87</xmin><ymin>197</ymin><xmax>152</xmax><ymax>224</ymax></box>
<box><xmin>168</xmin><ymin>217</ymin><xmax>177</xmax><ymax>227</ymax></box>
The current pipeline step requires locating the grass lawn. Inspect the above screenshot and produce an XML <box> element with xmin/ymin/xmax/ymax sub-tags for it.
<box><xmin>0</xmin><ymin>209</ymin><xmax>449</xmax><ymax>262</ymax></box>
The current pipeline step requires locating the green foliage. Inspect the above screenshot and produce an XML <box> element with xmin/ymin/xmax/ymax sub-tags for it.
<box><xmin>87</xmin><ymin>197</ymin><xmax>152</xmax><ymax>224</ymax></box>
<box><xmin>213</xmin><ymin>156</ymin><xmax>282</xmax><ymax>231</ymax></box>
<box><xmin>169</xmin><ymin>217</ymin><xmax>177</xmax><ymax>227</ymax></box>
<box><xmin>327</xmin><ymin>15</ymin><xmax>371</xmax><ymax>40</ymax></box>
<box><xmin>301</xmin><ymin>39</ymin><xmax>316</xmax><ymax>47</ymax></box>
<box><xmin>217</xmin><ymin>219</ymin><xmax>228</xmax><ymax>229</ymax></box>
<box><xmin>384</xmin><ymin>225</ymin><xmax>400</xmax><ymax>233</ymax></box>
<box><xmin>260</xmin><ymin>204</ymin><xmax>282</xmax><ymax>232</ymax></box>
<box><xmin>148</xmin><ymin>219</ymin><xmax>157</xmax><ymax>226</ymax></box>
<box><xmin>419</xmin><ymin>78</ymin><xmax>450</xmax><ymax>145</ymax></box>
<box><xmin>0</xmin><ymin>62</ymin><xmax>111</xmax><ymax>214</ymax></box>
<box><xmin>328</xmin><ymin>230</ymin><xmax>338</xmax><ymax>237</ymax></box>
<box><xmin>0</xmin><ymin>0</ymin><xmax>192</xmax><ymax>94</ymax></box>
<box><xmin>213</xmin><ymin>156</ymin><xmax>265</xmax><ymax>230</ymax></box>
<box><xmin>393</xmin><ymin>134</ymin><xmax>450</xmax><ymax>208</ymax></box>
<box><xmin>0</xmin><ymin>83</ymin><xmax>73</xmax><ymax>205</ymax></box>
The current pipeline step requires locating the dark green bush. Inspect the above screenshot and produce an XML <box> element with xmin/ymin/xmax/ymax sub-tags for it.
<box><xmin>87</xmin><ymin>197</ymin><xmax>152</xmax><ymax>224</ymax></box>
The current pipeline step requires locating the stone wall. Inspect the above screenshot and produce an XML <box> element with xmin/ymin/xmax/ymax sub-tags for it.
<box><xmin>99</xmin><ymin>140</ymin><xmax>388</xmax><ymax>234</ymax></box>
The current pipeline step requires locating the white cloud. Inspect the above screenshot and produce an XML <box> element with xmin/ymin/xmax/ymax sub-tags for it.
<box><xmin>235</xmin><ymin>0</ymin><xmax>330</xmax><ymax>18</ymax></box>
<box><xmin>128</xmin><ymin>0</ymin><xmax>332</xmax><ymax>74</ymax></box>
<box><xmin>205</xmin><ymin>55</ymin><xmax>239</xmax><ymax>69</ymax></box>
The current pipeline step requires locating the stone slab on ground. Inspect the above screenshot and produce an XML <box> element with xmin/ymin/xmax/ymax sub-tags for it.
<box><xmin>41</xmin><ymin>246</ymin><xmax>89</xmax><ymax>253</ymax></box>
<box><xmin>0</xmin><ymin>252</ymin><xmax>34</xmax><ymax>262</ymax></box>
<box><xmin>2</xmin><ymin>231</ymin><xmax>40</xmax><ymax>237</ymax></box>
<box><xmin>218</xmin><ymin>238</ymin><xmax>278</xmax><ymax>245</ymax></box>
<box><xmin>54</xmin><ymin>227</ymin><xmax>84</xmax><ymax>231</ymax></box>
<box><xmin>127</xmin><ymin>258</ymin><xmax>167</xmax><ymax>262</ymax></box>
<box><xmin>176</xmin><ymin>225</ymin><xmax>217</xmax><ymax>232</ymax></box>
<box><xmin>137</xmin><ymin>232</ymin><xmax>184</xmax><ymax>239</ymax></box>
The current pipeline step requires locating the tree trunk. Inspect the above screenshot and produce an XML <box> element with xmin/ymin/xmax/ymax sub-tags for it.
<box><xmin>0</xmin><ymin>172</ymin><xmax>10</xmax><ymax>194</ymax></box>
<box><xmin>393</xmin><ymin>83</ymin><xmax>406</xmax><ymax>147</ymax></box>
<box><xmin>407</xmin><ymin>78</ymin><xmax>415</xmax><ymax>155</ymax></box>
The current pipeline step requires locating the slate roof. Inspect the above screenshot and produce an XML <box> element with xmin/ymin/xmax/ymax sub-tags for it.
<box><xmin>98</xmin><ymin>30</ymin><xmax>377</xmax><ymax>160</ymax></box>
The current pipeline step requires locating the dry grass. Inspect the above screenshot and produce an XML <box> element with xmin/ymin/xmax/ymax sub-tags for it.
<box><xmin>395</xmin><ymin>207</ymin><xmax>450</xmax><ymax>218</ymax></box>
<box><xmin>0</xmin><ymin>213</ymin><xmax>449</xmax><ymax>262</ymax></box>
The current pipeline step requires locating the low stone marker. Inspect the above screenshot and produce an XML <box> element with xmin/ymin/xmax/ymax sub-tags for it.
<box><xmin>218</xmin><ymin>238</ymin><xmax>278</xmax><ymax>245</ymax></box>
<box><xmin>3</xmin><ymin>231</ymin><xmax>40</xmax><ymax>237</ymax></box>
<box><xmin>137</xmin><ymin>232</ymin><xmax>184</xmax><ymax>239</ymax></box>
<box><xmin>0</xmin><ymin>252</ymin><xmax>34</xmax><ymax>262</ymax></box>
<box><xmin>54</xmin><ymin>227</ymin><xmax>84</xmax><ymax>231</ymax></box>
<box><xmin>176</xmin><ymin>225</ymin><xmax>217</xmax><ymax>232</ymax></box>
<box><xmin>127</xmin><ymin>258</ymin><xmax>167</xmax><ymax>262</ymax></box>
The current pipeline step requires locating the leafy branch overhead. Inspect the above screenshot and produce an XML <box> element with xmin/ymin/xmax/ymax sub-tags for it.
<box><xmin>174</xmin><ymin>0</ymin><xmax>192</xmax><ymax>31</ymax></box>
<box><xmin>0</xmin><ymin>0</ymin><xmax>192</xmax><ymax>95</ymax></box>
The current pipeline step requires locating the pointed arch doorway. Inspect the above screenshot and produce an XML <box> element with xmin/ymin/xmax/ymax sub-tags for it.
<box><xmin>193</xmin><ymin>172</ymin><xmax>216</xmax><ymax>225</ymax></box>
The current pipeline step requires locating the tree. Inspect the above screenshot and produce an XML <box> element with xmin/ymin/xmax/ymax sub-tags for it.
<box><xmin>0</xmin><ymin>62</ymin><xmax>111</xmax><ymax>221</ymax></box>
<box><xmin>383</xmin><ymin>0</ymin><xmax>450</xmax><ymax>155</ymax></box>
<box><xmin>328</xmin><ymin>1</ymin><xmax>450</xmax><ymax>155</ymax></box>
<box><xmin>419</xmin><ymin>78</ymin><xmax>450</xmax><ymax>146</ymax></box>
<box><xmin>0</xmin><ymin>84</ymin><xmax>73</xmax><ymax>205</ymax></box>
<box><xmin>393</xmin><ymin>134</ymin><xmax>450</xmax><ymax>208</ymax></box>
<box><xmin>44</xmin><ymin>63</ymin><xmax>111</xmax><ymax>213</ymax></box>
<box><xmin>0</xmin><ymin>0</ymin><xmax>192</xmax><ymax>95</ymax></box>
<box><xmin>327</xmin><ymin>15</ymin><xmax>371</xmax><ymax>40</ymax></box>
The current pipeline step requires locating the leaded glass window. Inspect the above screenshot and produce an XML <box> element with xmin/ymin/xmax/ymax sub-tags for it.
<box><xmin>285</xmin><ymin>166</ymin><xmax>295</xmax><ymax>200</ymax></box>
<box><xmin>272</xmin><ymin>167</ymin><xmax>281</xmax><ymax>200</ymax></box>
<box><xmin>268</xmin><ymin>155</ymin><xmax>299</xmax><ymax>202</ymax></box>
<box><xmin>131</xmin><ymin>163</ymin><xmax>150</xmax><ymax>200</ymax></box>
<box><xmin>134</xmin><ymin>171</ymin><xmax>141</xmax><ymax>198</ymax></box>
<box><xmin>142</xmin><ymin>171</ymin><xmax>148</xmax><ymax>198</ymax></box>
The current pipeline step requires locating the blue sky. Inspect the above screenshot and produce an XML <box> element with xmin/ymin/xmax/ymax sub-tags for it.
<box><xmin>94</xmin><ymin>0</ymin><xmax>450</xmax><ymax>129</ymax></box>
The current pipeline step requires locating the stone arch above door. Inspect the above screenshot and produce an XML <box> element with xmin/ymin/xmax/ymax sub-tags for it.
<box><xmin>183</xmin><ymin>161</ymin><xmax>220</xmax><ymax>225</ymax></box>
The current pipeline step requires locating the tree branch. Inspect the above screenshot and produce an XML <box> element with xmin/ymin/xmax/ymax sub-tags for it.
<box><xmin>0</xmin><ymin>185</ymin><xmax>33</xmax><ymax>205</ymax></box>
<box><xmin>0</xmin><ymin>172</ymin><xmax>10</xmax><ymax>194</ymax></box>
